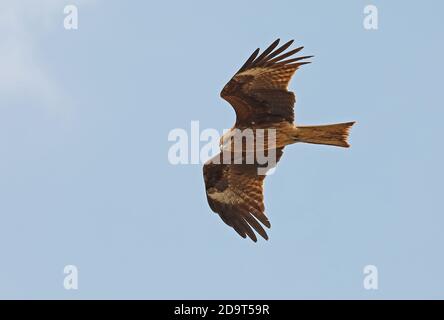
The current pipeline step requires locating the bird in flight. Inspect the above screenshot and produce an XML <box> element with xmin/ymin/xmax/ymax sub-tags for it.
<box><xmin>203</xmin><ymin>39</ymin><xmax>355</xmax><ymax>242</ymax></box>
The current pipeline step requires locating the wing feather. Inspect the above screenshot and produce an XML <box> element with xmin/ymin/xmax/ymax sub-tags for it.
<box><xmin>237</xmin><ymin>48</ymin><xmax>260</xmax><ymax>74</ymax></box>
<box><xmin>262</xmin><ymin>39</ymin><xmax>294</xmax><ymax>61</ymax></box>
<box><xmin>250</xmin><ymin>39</ymin><xmax>281</xmax><ymax>67</ymax></box>
<box><xmin>221</xmin><ymin>39</ymin><xmax>312</xmax><ymax>126</ymax></box>
<box><xmin>203</xmin><ymin>149</ymin><xmax>284</xmax><ymax>241</ymax></box>
<box><xmin>264</xmin><ymin>46</ymin><xmax>305</xmax><ymax>65</ymax></box>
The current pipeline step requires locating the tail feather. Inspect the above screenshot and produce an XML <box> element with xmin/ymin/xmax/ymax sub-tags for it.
<box><xmin>294</xmin><ymin>122</ymin><xmax>355</xmax><ymax>148</ymax></box>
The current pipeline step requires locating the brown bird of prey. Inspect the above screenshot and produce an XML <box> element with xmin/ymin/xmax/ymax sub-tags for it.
<box><xmin>203</xmin><ymin>39</ymin><xmax>355</xmax><ymax>242</ymax></box>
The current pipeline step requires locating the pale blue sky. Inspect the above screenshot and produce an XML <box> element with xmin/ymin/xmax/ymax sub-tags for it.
<box><xmin>1</xmin><ymin>0</ymin><xmax>443</xmax><ymax>299</ymax></box>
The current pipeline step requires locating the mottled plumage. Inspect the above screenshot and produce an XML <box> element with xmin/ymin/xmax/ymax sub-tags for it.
<box><xmin>203</xmin><ymin>39</ymin><xmax>355</xmax><ymax>242</ymax></box>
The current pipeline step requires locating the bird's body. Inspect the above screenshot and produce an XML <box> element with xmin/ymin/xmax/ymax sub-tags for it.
<box><xmin>203</xmin><ymin>39</ymin><xmax>355</xmax><ymax>242</ymax></box>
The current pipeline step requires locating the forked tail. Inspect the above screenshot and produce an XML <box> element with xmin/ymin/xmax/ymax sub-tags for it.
<box><xmin>294</xmin><ymin>122</ymin><xmax>355</xmax><ymax>148</ymax></box>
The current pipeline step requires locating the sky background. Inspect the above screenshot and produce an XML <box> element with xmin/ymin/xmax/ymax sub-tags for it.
<box><xmin>1</xmin><ymin>0</ymin><xmax>443</xmax><ymax>299</ymax></box>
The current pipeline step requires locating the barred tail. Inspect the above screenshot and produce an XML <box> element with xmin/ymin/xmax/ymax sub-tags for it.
<box><xmin>294</xmin><ymin>122</ymin><xmax>355</xmax><ymax>148</ymax></box>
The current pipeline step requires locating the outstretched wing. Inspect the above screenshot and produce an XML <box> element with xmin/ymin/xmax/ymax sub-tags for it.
<box><xmin>221</xmin><ymin>39</ymin><xmax>312</xmax><ymax>126</ymax></box>
<box><xmin>203</xmin><ymin>149</ymin><xmax>284</xmax><ymax>242</ymax></box>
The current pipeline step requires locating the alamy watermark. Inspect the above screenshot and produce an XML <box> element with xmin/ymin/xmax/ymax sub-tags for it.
<box><xmin>63</xmin><ymin>265</ymin><xmax>79</xmax><ymax>290</ymax></box>
<box><xmin>363</xmin><ymin>5</ymin><xmax>378</xmax><ymax>30</ymax></box>
<box><xmin>167</xmin><ymin>121</ymin><xmax>278</xmax><ymax>175</ymax></box>
<box><xmin>363</xmin><ymin>265</ymin><xmax>378</xmax><ymax>290</ymax></box>
<box><xmin>64</xmin><ymin>5</ymin><xmax>79</xmax><ymax>30</ymax></box>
